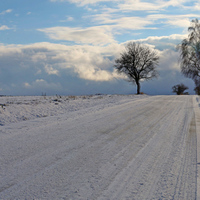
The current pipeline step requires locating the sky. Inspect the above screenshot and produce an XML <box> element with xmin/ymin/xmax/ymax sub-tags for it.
<box><xmin>0</xmin><ymin>0</ymin><xmax>200</xmax><ymax>96</ymax></box>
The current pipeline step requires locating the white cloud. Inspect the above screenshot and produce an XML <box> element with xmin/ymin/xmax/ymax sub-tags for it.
<box><xmin>89</xmin><ymin>13</ymin><xmax>200</xmax><ymax>39</ymax></box>
<box><xmin>194</xmin><ymin>3</ymin><xmax>200</xmax><ymax>10</ymax></box>
<box><xmin>50</xmin><ymin>0</ymin><xmax>191</xmax><ymax>9</ymax></box>
<box><xmin>0</xmin><ymin>25</ymin><xmax>10</xmax><ymax>31</ymax></box>
<box><xmin>66</xmin><ymin>16</ymin><xmax>74</xmax><ymax>21</ymax></box>
<box><xmin>118</xmin><ymin>0</ymin><xmax>162</xmax><ymax>11</ymax></box>
<box><xmin>0</xmin><ymin>9</ymin><xmax>12</xmax><ymax>15</ymax></box>
<box><xmin>24</xmin><ymin>79</ymin><xmax>62</xmax><ymax>91</ymax></box>
<box><xmin>0</xmin><ymin>31</ymin><xmax>192</xmax><ymax>93</ymax></box>
<box><xmin>134</xmin><ymin>34</ymin><xmax>187</xmax><ymax>47</ymax></box>
<box><xmin>159</xmin><ymin>49</ymin><xmax>180</xmax><ymax>71</ymax></box>
<box><xmin>0</xmin><ymin>42</ymin><xmax>121</xmax><ymax>83</ymax></box>
<box><xmin>24</xmin><ymin>82</ymin><xmax>31</xmax><ymax>88</ymax></box>
<box><xmin>167</xmin><ymin>18</ymin><xmax>190</xmax><ymax>28</ymax></box>
<box><xmin>0</xmin><ymin>32</ymin><xmax>193</xmax><ymax>95</ymax></box>
<box><xmin>124</xmin><ymin>34</ymin><xmax>188</xmax><ymax>52</ymax></box>
<box><xmin>136</xmin><ymin>34</ymin><xmax>187</xmax><ymax>42</ymax></box>
<box><xmin>117</xmin><ymin>0</ymin><xmax>194</xmax><ymax>12</ymax></box>
<box><xmin>73</xmin><ymin>64</ymin><xmax>115</xmax><ymax>81</ymax></box>
<box><xmin>50</xmin><ymin>0</ymin><xmax>115</xmax><ymax>6</ymax></box>
<box><xmin>0</xmin><ymin>35</ymin><xmax>183</xmax><ymax>87</ymax></box>
<box><xmin>38</xmin><ymin>26</ymin><xmax>115</xmax><ymax>45</ymax></box>
<box><xmin>148</xmin><ymin>14</ymin><xmax>200</xmax><ymax>28</ymax></box>
<box><xmin>60</xmin><ymin>16</ymin><xmax>74</xmax><ymax>22</ymax></box>
<box><xmin>92</xmin><ymin>14</ymin><xmax>155</xmax><ymax>31</ymax></box>
<box><xmin>48</xmin><ymin>0</ymin><xmax>200</xmax><ymax>39</ymax></box>
<box><xmin>57</xmin><ymin>44</ymin><xmax>121</xmax><ymax>81</ymax></box>
<box><xmin>45</xmin><ymin>64</ymin><xmax>59</xmax><ymax>75</ymax></box>
<box><xmin>0</xmin><ymin>37</ymin><xmax>181</xmax><ymax>83</ymax></box>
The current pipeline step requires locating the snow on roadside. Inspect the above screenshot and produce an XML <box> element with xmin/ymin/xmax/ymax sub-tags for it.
<box><xmin>0</xmin><ymin>94</ymin><xmax>148</xmax><ymax>126</ymax></box>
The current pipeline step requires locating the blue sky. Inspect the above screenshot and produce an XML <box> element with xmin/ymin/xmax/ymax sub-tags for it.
<box><xmin>1</xmin><ymin>0</ymin><xmax>200</xmax><ymax>95</ymax></box>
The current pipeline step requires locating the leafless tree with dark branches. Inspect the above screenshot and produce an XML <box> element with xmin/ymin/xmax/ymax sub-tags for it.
<box><xmin>178</xmin><ymin>19</ymin><xmax>200</xmax><ymax>80</ymax></box>
<box><xmin>114</xmin><ymin>42</ymin><xmax>159</xmax><ymax>94</ymax></box>
<box><xmin>172</xmin><ymin>83</ymin><xmax>189</xmax><ymax>95</ymax></box>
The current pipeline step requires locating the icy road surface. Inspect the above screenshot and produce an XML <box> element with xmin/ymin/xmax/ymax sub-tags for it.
<box><xmin>0</xmin><ymin>95</ymin><xmax>198</xmax><ymax>199</ymax></box>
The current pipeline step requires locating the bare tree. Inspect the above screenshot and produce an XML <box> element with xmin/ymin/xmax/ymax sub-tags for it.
<box><xmin>178</xmin><ymin>19</ymin><xmax>200</xmax><ymax>80</ymax></box>
<box><xmin>172</xmin><ymin>83</ymin><xmax>189</xmax><ymax>95</ymax></box>
<box><xmin>114</xmin><ymin>42</ymin><xmax>159</xmax><ymax>94</ymax></box>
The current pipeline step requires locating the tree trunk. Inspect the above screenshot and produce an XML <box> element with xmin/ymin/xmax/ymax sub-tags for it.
<box><xmin>136</xmin><ymin>82</ymin><xmax>140</xmax><ymax>94</ymax></box>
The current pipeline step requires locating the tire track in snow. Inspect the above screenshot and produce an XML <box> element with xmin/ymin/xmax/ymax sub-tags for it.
<box><xmin>98</xmin><ymin>96</ymin><xmax>196</xmax><ymax>200</ymax></box>
<box><xmin>0</xmin><ymin>95</ymin><xmax>197</xmax><ymax>199</ymax></box>
<box><xmin>193</xmin><ymin>96</ymin><xmax>200</xmax><ymax>200</ymax></box>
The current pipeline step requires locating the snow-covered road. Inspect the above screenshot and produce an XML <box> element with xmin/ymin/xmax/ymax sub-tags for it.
<box><xmin>0</xmin><ymin>95</ymin><xmax>198</xmax><ymax>199</ymax></box>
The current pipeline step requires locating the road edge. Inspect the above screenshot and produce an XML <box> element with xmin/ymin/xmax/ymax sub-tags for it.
<box><xmin>193</xmin><ymin>95</ymin><xmax>200</xmax><ymax>200</ymax></box>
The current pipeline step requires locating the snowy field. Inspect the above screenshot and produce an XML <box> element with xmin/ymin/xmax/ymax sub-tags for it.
<box><xmin>0</xmin><ymin>94</ymin><xmax>199</xmax><ymax>199</ymax></box>
<box><xmin>0</xmin><ymin>94</ymin><xmax>148</xmax><ymax>126</ymax></box>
